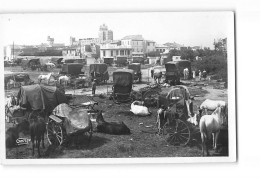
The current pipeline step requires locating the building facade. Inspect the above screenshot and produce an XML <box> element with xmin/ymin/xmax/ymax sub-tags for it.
<box><xmin>155</xmin><ymin>44</ymin><xmax>169</xmax><ymax>53</ymax></box>
<box><xmin>144</xmin><ymin>40</ymin><xmax>156</xmax><ymax>53</ymax></box>
<box><xmin>121</xmin><ymin>35</ymin><xmax>145</xmax><ymax>57</ymax></box>
<box><xmin>98</xmin><ymin>24</ymin><xmax>113</xmax><ymax>41</ymax></box>
<box><xmin>100</xmin><ymin>44</ymin><xmax>133</xmax><ymax>61</ymax></box>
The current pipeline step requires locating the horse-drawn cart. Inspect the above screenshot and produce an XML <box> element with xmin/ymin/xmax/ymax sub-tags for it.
<box><xmin>156</xmin><ymin>85</ymin><xmax>196</xmax><ymax>146</ymax></box>
<box><xmin>16</xmin><ymin>84</ymin><xmax>96</xmax><ymax>146</ymax></box>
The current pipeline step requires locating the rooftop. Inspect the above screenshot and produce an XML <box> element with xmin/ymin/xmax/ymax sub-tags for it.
<box><xmin>164</xmin><ymin>42</ymin><xmax>184</xmax><ymax>48</ymax></box>
<box><xmin>122</xmin><ymin>35</ymin><xmax>144</xmax><ymax>41</ymax></box>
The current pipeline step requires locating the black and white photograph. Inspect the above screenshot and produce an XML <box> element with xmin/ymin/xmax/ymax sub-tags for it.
<box><xmin>0</xmin><ymin>11</ymin><xmax>236</xmax><ymax>164</ymax></box>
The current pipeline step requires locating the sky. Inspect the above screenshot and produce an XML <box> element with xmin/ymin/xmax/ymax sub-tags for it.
<box><xmin>0</xmin><ymin>12</ymin><xmax>234</xmax><ymax>49</ymax></box>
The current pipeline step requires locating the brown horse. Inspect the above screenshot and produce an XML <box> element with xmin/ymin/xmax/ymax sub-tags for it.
<box><xmin>29</xmin><ymin>114</ymin><xmax>46</xmax><ymax>157</ymax></box>
<box><xmin>96</xmin><ymin>111</ymin><xmax>130</xmax><ymax>135</ymax></box>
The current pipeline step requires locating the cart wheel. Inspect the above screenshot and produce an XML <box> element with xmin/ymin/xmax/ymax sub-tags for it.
<box><xmin>143</xmin><ymin>90</ymin><xmax>160</xmax><ymax>107</ymax></box>
<box><xmin>46</xmin><ymin>119</ymin><xmax>63</xmax><ymax>146</ymax></box>
<box><xmin>163</xmin><ymin>119</ymin><xmax>190</xmax><ymax>146</ymax></box>
<box><xmin>84</xmin><ymin>122</ymin><xmax>93</xmax><ymax>143</ymax></box>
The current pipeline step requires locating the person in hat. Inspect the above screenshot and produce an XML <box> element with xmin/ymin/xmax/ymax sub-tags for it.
<box><xmin>92</xmin><ymin>79</ymin><xmax>97</xmax><ymax>96</ymax></box>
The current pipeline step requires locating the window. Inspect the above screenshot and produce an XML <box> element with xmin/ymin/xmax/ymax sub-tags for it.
<box><xmin>111</xmin><ymin>50</ymin><xmax>113</xmax><ymax>56</ymax></box>
<box><xmin>103</xmin><ymin>50</ymin><xmax>105</xmax><ymax>57</ymax></box>
<box><xmin>116</xmin><ymin>50</ymin><xmax>118</xmax><ymax>55</ymax></box>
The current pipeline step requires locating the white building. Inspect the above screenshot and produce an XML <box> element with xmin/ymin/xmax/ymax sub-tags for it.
<box><xmin>172</xmin><ymin>56</ymin><xmax>182</xmax><ymax>61</ymax></box>
<box><xmin>121</xmin><ymin>35</ymin><xmax>145</xmax><ymax>57</ymax></box>
<box><xmin>155</xmin><ymin>44</ymin><xmax>169</xmax><ymax>53</ymax></box>
<box><xmin>147</xmin><ymin>56</ymin><xmax>160</xmax><ymax>65</ymax></box>
<box><xmin>164</xmin><ymin>42</ymin><xmax>184</xmax><ymax>50</ymax></box>
<box><xmin>144</xmin><ymin>40</ymin><xmax>156</xmax><ymax>53</ymax></box>
<box><xmin>100</xmin><ymin>44</ymin><xmax>133</xmax><ymax>62</ymax></box>
<box><xmin>4</xmin><ymin>44</ymin><xmax>23</xmax><ymax>60</ymax></box>
<box><xmin>62</xmin><ymin>47</ymin><xmax>80</xmax><ymax>58</ymax></box>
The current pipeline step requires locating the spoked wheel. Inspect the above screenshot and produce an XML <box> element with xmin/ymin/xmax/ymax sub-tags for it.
<box><xmin>163</xmin><ymin>119</ymin><xmax>190</xmax><ymax>146</ymax></box>
<box><xmin>142</xmin><ymin>90</ymin><xmax>160</xmax><ymax>107</ymax></box>
<box><xmin>46</xmin><ymin>119</ymin><xmax>64</xmax><ymax>146</ymax></box>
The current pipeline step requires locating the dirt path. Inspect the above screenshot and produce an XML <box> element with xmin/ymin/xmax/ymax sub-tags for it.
<box><xmin>203</xmin><ymin>86</ymin><xmax>228</xmax><ymax>102</ymax></box>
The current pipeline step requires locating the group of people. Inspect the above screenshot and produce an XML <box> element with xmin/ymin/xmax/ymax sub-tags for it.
<box><xmin>185</xmin><ymin>68</ymin><xmax>207</xmax><ymax>81</ymax></box>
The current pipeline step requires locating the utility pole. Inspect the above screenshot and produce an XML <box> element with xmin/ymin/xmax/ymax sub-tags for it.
<box><xmin>12</xmin><ymin>41</ymin><xmax>14</xmax><ymax>60</ymax></box>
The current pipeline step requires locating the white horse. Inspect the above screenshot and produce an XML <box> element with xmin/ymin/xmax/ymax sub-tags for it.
<box><xmin>199</xmin><ymin>99</ymin><xmax>228</xmax><ymax>125</ymax></box>
<box><xmin>58</xmin><ymin>75</ymin><xmax>71</xmax><ymax>87</ymax></box>
<box><xmin>199</xmin><ymin>106</ymin><xmax>224</xmax><ymax>156</ymax></box>
<box><xmin>38</xmin><ymin>73</ymin><xmax>53</xmax><ymax>84</ymax></box>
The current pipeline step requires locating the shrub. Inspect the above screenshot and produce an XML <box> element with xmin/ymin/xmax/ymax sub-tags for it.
<box><xmin>191</xmin><ymin>54</ymin><xmax>227</xmax><ymax>80</ymax></box>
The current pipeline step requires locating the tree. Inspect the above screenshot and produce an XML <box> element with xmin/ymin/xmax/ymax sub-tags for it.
<box><xmin>146</xmin><ymin>51</ymin><xmax>161</xmax><ymax>57</ymax></box>
<box><xmin>167</xmin><ymin>49</ymin><xmax>181</xmax><ymax>61</ymax></box>
<box><xmin>180</xmin><ymin>49</ymin><xmax>196</xmax><ymax>61</ymax></box>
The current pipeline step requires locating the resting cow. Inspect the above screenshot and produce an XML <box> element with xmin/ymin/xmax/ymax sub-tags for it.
<box><xmin>130</xmin><ymin>101</ymin><xmax>151</xmax><ymax>116</ymax></box>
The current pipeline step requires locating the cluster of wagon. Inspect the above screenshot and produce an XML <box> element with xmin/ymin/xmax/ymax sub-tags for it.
<box><xmin>5</xmin><ymin>59</ymin><xmax>227</xmax><ymax>157</ymax></box>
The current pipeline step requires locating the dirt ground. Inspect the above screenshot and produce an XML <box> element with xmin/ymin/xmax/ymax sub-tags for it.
<box><xmin>4</xmin><ymin>66</ymin><xmax>228</xmax><ymax>159</ymax></box>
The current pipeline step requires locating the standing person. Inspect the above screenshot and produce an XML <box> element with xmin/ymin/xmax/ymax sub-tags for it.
<box><xmin>199</xmin><ymin>70</ymin><xmax>202</xmax><ymax>81</ymax></box>
<box><xmin>183</xmin><ymin>68</ymin><xmax>186</xmax><ymax>80</ymax></box>
<box><xmin>202</xmin><ymin>69</ymin><xmax>207</xmax><ymax>80</ymax></box>
<box><xmin>192</xmin><ymin>70</ymin><xmax>196</xmax><ymax>80</ymax></box>
<box><xmin>92</xmin><ymin>79</ymin><xmax>97</xmax><ymax>96</ymax></box>
<box><xmin>151</xmin><ymin>66</ymin><xmax>154</xmax><ymax>78</ymax></box>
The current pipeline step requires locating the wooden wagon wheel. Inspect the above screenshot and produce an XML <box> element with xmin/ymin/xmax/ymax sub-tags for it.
<box><xmin>46</xmin><ymin>119</ymin><xmax>64</xmax><ymax>146</ymax></box>
<box><xmin>163</xmin><ymin>119</ymin><xmax>191</xmax><ymax>146</ymax></box>
<box><xmin>142</xmin><ymin>90</ymin><xmax>160</xmax><ymax>107</ymax></box>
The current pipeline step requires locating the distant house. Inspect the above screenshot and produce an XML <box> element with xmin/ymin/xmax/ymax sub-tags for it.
<box><xmin>164</xmin><ymin>42</ymin><xmax>184</xmax><ymax>50</ymax></box>
<box><xmin>121</xmin><ymin>35</ymin><xmax>145</xmax><ymax>57</ymax></box>
<box><xmin>155</xmin><ymin>44</ymin><xmax>169</xmax><ymax>54</ymax></box>
<box><xmin>144</xmin><ymin>40</ymin><xmax>156</xmax><ymax>53</ymax></box>
<box><xmin>62</xmin><ymin>46</ymin><xmax>80</xmax><ymax>58</ymax></box>
<box><xmin>191</xmin><ymin>46</ymin><xmax>201</xmax><ymax>51</ymax></box>
<box><xmin>172</xmin><ymin>56</ymin><xmax>182</xmax><ymax>61</ymax></box>
<box><xmin>4</xmin><ymin>44</ymin><xmax>23</xmax><ymax>60</ymax></box>
<box><xmin>100</xmin><ymin>43</ymin><xmax>133</xmax><ymax>65</ymax></box>
<box><xmin>147</xmin><ymin>56</ymin><xmax>160</xmax><ymax>65</ymax></box>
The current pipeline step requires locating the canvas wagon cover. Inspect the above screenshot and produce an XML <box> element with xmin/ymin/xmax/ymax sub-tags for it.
<box><xmin>89</xmin><ymin>63</ymin><xmax>109</xmax><ymax>80</ymax></box>
<box><xmin>113</xmin><ymin>69</ymin><xmax>134</xmax><ymax>86</ymax></box>
<box><xmin>17</xmin><ymin>84</ymin><xmax>67</xmax><ymax>113</ymax></box>
<box><xmin>52</xmin><ymin>103</ymin><xmax>91</xmax><ymax>134</ymax></box>
<box><xmin>128</xmin><ymin>63</ymin><xmax>141</xmax><ymax>72</ymax></box>
<box><xmin>61</xmin><ymin>63</ymin><xmax>84</xmax><ymax>76</ymax></box>
<box><xmin>165</xmin><ymin>62</ymin><xmax>178</xmax><ymax>72</ymax></box>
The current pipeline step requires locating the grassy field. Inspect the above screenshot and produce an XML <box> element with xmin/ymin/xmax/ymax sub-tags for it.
<box><xmin>5</xmin><ymin>66</ymin><xmax>228</xmax><ymax>159</ymax></box>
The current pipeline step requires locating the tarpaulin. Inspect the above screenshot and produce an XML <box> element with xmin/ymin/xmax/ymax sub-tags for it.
<box><xmin>17</xmin><ymin>84</ymin><xmax>67</xmax><ymax>113</ymax></box>
<box><xmin>52</xmin><ymin>104</ymin><xmax>91</xmax><ymax>135</ymax></box>
<box><xmin>89</xmin><ymin>63</ymin><xmax>109</xmax><ymax>80</ymax></box>
<box><xmin>113</xmin><ymin>69</ymin><xmax>134</xmax><ymax>86</ymax></box>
